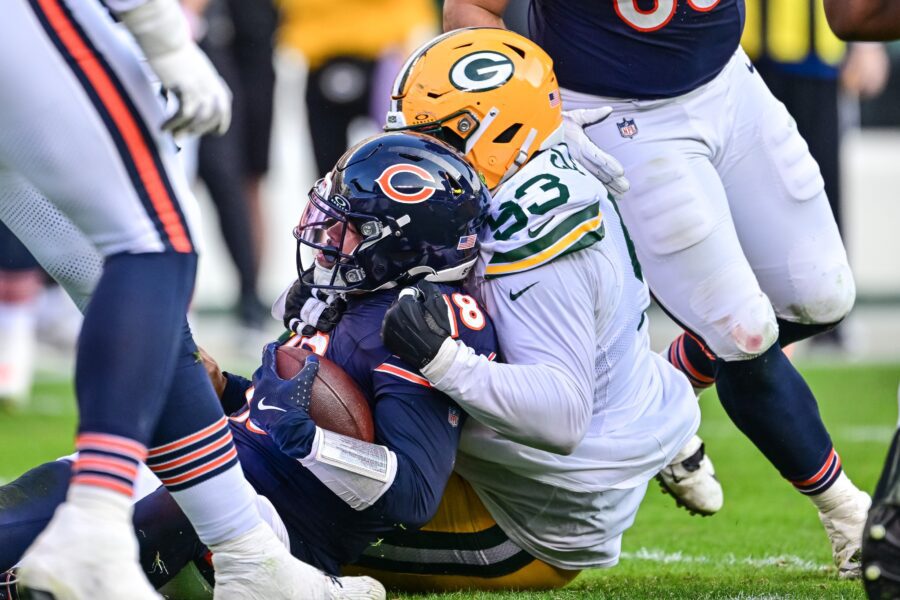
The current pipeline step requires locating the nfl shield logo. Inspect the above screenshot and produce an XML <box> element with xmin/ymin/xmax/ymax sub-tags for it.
<box><xmin>617</xmin><ymin>118</ymin><xmax>638</xmax><ymax>139</ymax></box>
<box><xmin>448</xmin><ymin>407</ymin><xmax>460</xmax><ymax>428</ymax></box>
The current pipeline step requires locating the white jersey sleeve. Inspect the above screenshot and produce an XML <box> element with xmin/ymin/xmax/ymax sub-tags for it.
<box><xmin>420</xmin><ymin>146</ymin><xmax>615</xmax><ymax>455</ymax></box>
<box><xmin>424</xmin><ymin>263</ymin><xmax>598</xmax><ymax>455</ymax></box>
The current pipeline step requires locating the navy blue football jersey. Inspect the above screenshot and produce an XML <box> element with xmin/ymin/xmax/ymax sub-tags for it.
<box><xmin>226</xmin><ymin>285</ymin><xmax>498</xmax><ymax>575</ymax></box>
<box><xmin>529</xmin><ymin>0</ymin><xmax>745</xmax><ymax>99</ymax></box>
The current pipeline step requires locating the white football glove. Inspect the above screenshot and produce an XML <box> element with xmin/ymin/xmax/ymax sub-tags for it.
<box><xmin>117</xmin><ymin>0</ymin><xmax>231</xmax><ymax>137</ymax></box>
<box><xmin>563</xmin><ymin>106</ymin><xmax>630</xmax><ymax>196</ymax></box>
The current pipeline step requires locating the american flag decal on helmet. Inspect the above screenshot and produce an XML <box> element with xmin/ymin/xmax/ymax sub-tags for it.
<box><xmin>457</xmin><ymin>234</ymin><xmax>477</xmax><ymax>250</ymax></box>
<box><xmin>548</xmin><ymin>89</ymin><xmax>560</xmax><ymax>108</ymax></box>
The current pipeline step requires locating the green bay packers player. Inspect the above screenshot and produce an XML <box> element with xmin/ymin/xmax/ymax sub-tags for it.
<box><xmin>343</xmin><ymin>28</ymin><xmax>719</xmax><ymax>591</ymax></box>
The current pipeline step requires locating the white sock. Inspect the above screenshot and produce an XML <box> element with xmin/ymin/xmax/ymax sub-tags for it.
<box><xmin>808</xmin><ymin>472</ymin><xmax>862</xmax><ymax>514</ymax></box>
<box><xmin>148</xmin><ymin>417</ymin><xmax>265</xmax><ymax>546</ymax></box>
<box><xmin>67</xmin><ymin>482</ymin><xmax>133</xmax><ymax>523</ymax></box>
<box><xmin>166</xmin><ymin>462</ymin><xmax>262</xmax><ymax>546</ymax></box>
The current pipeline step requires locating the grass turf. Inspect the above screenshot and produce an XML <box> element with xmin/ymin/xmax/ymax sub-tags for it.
<box><xmin>2</xmin><ymin>362</ymin><xmax>897</xmax><ymax>599</ymax></box>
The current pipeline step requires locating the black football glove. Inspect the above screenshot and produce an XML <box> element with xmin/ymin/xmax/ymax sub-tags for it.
<box><xmin>381</xmin><ymin>280</ymin><xmax>453</xmax><ymax>370</ymax></box>
<box><xmin>283</xmin><ymin>269</ymin><xmax>347</xmax><ymax>336</ymax></box>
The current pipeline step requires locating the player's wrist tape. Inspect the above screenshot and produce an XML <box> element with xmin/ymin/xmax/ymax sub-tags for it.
<box><xmin>299</xmin><ymin>428</ymin><xmax>398</xmax><ymax>511</ymax></box>
<box><xmin>421</xmin><ymin>337</ymin><xmax>468</xmax><ymax>384</ymax></box>
<box><xmin>117</xmin><ymin>0</ymin><xmax>191</xmax><ymax>59</ymax></box>
<box><xmin>299</xmin><ymin>297</ymin><xmax>328</xmax><ymax>331</ymax></box>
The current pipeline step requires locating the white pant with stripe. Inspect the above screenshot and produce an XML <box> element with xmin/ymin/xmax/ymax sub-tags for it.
<box><xmin>0</xmin><ymin>0</ymin><xmax>202</xmax><ymax>308</ymax></box>
<box><xmin>563</xmin><ymin>47</ymin><xmax>855</xmax><ymax>360</ymax></box>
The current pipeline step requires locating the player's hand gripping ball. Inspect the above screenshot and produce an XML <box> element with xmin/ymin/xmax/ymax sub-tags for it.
<box><xmin>249</xmin><ymin>342</ymin><xmax>319</xmax><ymax>459</ymax></box>
<box><xmin>274</xmin><ymin>345</ymin><xmax>374</xmax><ymax>442</ymax></box>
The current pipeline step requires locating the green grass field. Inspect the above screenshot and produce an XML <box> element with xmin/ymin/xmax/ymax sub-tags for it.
<box><xmin>2</xmin><ymin>362</ymin><xmax>898</xmax><ymax>599</ymax></box>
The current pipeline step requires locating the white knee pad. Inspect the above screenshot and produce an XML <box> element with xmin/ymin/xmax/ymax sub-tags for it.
<box><xmin>724</xmin><ymin>299</ymin><xmax>779</xmax><ymax>359</ymax></box>
<box><xmin>781</xmin><ymin>237</ymin><xmax>856</xmax><ymax>325</ymax></box>
<box><xmin>690</xmin><ymin>265</ymin><xmax>779</xmax><ymax>361</ymax></box>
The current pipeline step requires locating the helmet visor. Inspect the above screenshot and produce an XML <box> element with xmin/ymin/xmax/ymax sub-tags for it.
<box><xmin>293</xmin><ymin>180</ymin><xmax>373</xmax><ymax>290</ymax></box>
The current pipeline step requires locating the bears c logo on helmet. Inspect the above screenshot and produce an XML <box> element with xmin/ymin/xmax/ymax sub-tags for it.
<box><xmin>375</xmin><ymin>164</ymin><xmax>437</xmax><ymax>204</ymax></box>
<box><xmin>449</xmin><ymin>51</ymin><xmax>514</xmax><ymax>92</ymax></box>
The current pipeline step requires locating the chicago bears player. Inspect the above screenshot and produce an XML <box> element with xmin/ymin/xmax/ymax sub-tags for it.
<box><xmin>0</xmin><ymin>132</ymin><xmax>496</xmax><ymax>599</ymax></box>
<box><xmin>0</xmin><ymin>1</ymin><xmax>358</xmax><ymax>598</ymax></box>
<box><xmin>340</xmin><ymin>28</ymin><xmax>706</xmax><ymax>591</ymax></box>
<box><xmin>444</xmin><ymin>0</ymin><xmax>869</xmax><ymax>577</ymax></box>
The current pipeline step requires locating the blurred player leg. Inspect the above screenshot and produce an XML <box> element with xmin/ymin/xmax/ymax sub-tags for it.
<box><xmin>196</xmin><ymin>15</ymin><xmax>267</xmax><ymax>329</ymax></box>
<box><xmin>0</xmin><ymin>223</ymin><xmax>41</xmax><ymax>409</ymax></box>
<box><xmin>0</xmin><ymin>2</ymin><xmax>200</xmax><ymax>595</ymax></box>
<box><xmin>0</xmin><ymin>3</ymin><xmax>385</xmax><ymax>599</ymax></box>
<box><xmin>306</xmin><ymin>56</ymin><xmax>376</xmax><ymax>175</ymax></box>
<box><xmin>0</xmin><ymin>461</ymin><xmax>71</xmax><ymax>573</ymax></box>
<box><xmin>223</xmin><ymin>0</ymin><xmax>277</xmax><ymax>325</ymax></box>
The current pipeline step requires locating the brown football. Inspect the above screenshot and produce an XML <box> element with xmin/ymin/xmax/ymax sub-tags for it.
<box><xmin>275</xmin><ymin>345</ymin><xmax>375</xmax><ymax>443</ymax></box>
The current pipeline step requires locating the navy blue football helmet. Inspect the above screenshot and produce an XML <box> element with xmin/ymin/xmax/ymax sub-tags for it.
<box><xmin>295</xmin><ymin>132</ymin><xmax>491</xmax><ymax>292</ymax></box>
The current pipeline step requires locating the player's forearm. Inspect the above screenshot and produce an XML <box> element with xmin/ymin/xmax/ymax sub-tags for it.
<box><xmin>301</xmin><ymin>442</ymin><xmax>445</xmax><ymax>527</ymax></box>
<box><xmin>425</xmin><ymin>342</ymin><xmax>592</xmax><ymax>455</ymax></box>
<box><xmin>365</xmin><ymin>452</ymin><xmax>450</xmax><ymax>528</ymax></box>
<box><xmin>824</xmin><ymin>0</ymin><xmax>900</xmax><ymax>40</ymax></box>
<box><xmin>344</xmin><ymin>392</ymin><xmax>461</xmax><ymax>526</ymax></box>
<box><xmin>220</xmin><ymin>372</ymin><xmax>251</xmax><ymax>415</ymax></box>
<box><xmin>443</xmin><ymin>0</ymin><xmax>508</xmax><ymax>31</ymax></box>
<box><xmin>299</xmin><ymin>429</ymin><xmax>397</xmax><ymax>512</ymax></box>
<box><xmin>298</xmin><ymin>429</ymin><xmax>449</xmax><ymax>527</ymax></box>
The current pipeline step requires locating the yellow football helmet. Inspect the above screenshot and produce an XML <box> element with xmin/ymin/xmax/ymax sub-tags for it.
<box><xmin>385</xmin><ymin>28</ymin><xmax>563</xmax><ymax>190</ymax></box>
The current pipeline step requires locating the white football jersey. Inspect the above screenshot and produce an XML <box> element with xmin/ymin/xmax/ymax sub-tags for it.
<box><xmin>424</xmin><ymin>144</ymin><xmax>700</xmax><ymax>568</ymax></box>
